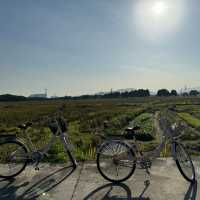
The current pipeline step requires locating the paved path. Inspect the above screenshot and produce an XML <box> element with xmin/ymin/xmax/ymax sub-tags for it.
<box><xmin>0</xmin><ymin>158</ymin><xmax>199</xmax><ymax>200</ymax></box>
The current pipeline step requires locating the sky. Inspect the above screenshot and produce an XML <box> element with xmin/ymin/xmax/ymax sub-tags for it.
<box><xmin>0</xmin><ymin>0</ymin><xmax>200</xmax><ymax>97</ymax></box>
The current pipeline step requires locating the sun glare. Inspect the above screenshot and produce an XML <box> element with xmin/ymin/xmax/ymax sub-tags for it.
<box><xmin>133</xmin><ymin>0</ymin><xmax>186</xmax><ymax>42</ymax></box>
<box><xmin>152</xmin><ymin>1</ymin><xmax>167</xmax><ymax>16</ymax></box>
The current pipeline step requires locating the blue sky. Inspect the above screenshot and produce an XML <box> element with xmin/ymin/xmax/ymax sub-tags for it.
<box><xmin>0</xmin><ymin>0</ymin><xmax>199</xmax><ymax>96</ymax></box>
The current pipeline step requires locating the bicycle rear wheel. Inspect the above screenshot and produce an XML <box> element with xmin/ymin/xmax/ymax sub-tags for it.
<box><xmin>97</xmin><ymin>140</ymin><xmax>136</xmax><ymax>183</ymax></box>
<box><xmin>0</xmin><ymin>141</ymin><xmax>28</xmax><ymax>178</ymax></box>
<box><xmin>174</xmin><ymin>142</ymin><xmax>195</xmax><ymax>183</ymax></box>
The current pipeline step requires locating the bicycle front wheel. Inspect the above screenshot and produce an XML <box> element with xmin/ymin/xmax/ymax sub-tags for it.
<box><xmin>174</xmin><ymin>142</ymin><xmax>195</xmax><ymax>183</ymax></box>
<box><xmin>97</xmin><ymin>140</ymin><xmax>136</xmax><ymax>183</ymax></box>
<box><xmin>0</xmin><ymin>141</ymin><xmax>28</xmax><ymax>178</ymax></box>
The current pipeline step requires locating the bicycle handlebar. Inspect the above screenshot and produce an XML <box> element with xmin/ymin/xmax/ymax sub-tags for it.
<box><xmin>48</xmin><ymin>116</ymin><xmax>68</xmax><ymax>134</ymax></box>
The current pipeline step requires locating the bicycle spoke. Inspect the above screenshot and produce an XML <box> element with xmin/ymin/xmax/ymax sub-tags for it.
<box><xmin>116</xmin><ymin>166</ymin><xmax>119</xmax><ymax>178</ymax></box>
<box><xmin>118</xmin><ymin>160</ymin><xmax>136</xmax><ymax>168</ymax></box>
<box><xmin>97</xmin><ymin>141</ymin><xmax>136</xmax><ymax>182</ymax></box>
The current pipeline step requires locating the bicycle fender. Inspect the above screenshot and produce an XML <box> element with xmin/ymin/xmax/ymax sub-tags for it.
<box><xmin>96</xmin><ymin>139</ymin><xmax>132</xmax><ymax>153</ymax></box>
<box><xmin>96</xmin><ymin>139</ymin><xmax>117</xmax><ymax>153</ymax></box>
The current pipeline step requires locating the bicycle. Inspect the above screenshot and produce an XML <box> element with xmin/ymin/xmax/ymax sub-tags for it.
<box><xmin>0</xmin><ymin>116</ymin><xmax>77</xmax><ymax>179</ymax></box>
<box><xmin>96</xmin><ymin>109</ymin><xmax>196</xmax><ymax>183</ymax></box>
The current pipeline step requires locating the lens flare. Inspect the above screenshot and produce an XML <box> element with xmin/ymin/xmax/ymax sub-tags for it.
<box><xmin>152</xmin><ymin>1</ymin><xmax>167</xmax><ymax>16</ymax></box>
<box><xmin>133</xmin><ymin>0</ymin><xmax>186</xmax><ymax>42</ymax></box>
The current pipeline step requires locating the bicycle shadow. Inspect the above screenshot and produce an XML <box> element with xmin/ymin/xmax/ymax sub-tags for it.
<box><xmin>83</xmin><ymin>180</ymin><xmax>198</xmax><ymax>200</ymax></box>
<box><xmin>184</xmin><ymin>180</ymin><xmax>198</xmax><ymax>200</ymax></box>
<box><xmin>83</xmin><ymin>182</ymin><xmax>151</xmax><ymax>200</ymax></box>
<box><xmin>0</xmin><ymin>178</ymin><xmax>29</xmax><ymax>200</ymax></box>
<box><xmin>0</xmin><ymin>165</ymin><xmax>75</xmax><ymax>200</ymax></box>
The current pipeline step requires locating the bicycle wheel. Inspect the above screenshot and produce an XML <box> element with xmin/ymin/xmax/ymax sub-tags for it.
<box><xmin>97</xmin><ymin>140</ymin><xmax>136</xmax><ymax>183</ymax></box>
<box><xmin>174</xmin><ymin>142</ymin><xmax>195</xmax><ymax>183</ymax></box>
<box><xmin>0</xmin><ymin>140</ymin><xmax>28</xmax><ymax>178</ymax></box>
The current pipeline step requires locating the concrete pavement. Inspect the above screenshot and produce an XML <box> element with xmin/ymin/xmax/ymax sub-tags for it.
<box><xmin>0</xmin><ymin>158</ymin><xmax>199</xmax><ymax>200</ymax></box>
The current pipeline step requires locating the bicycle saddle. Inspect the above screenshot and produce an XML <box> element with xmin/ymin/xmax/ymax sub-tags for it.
<box><xmin>18</xmin><ymin>122</ymin><xmax>33</xmax><ymax>130</ymax></box>
<box><xmin>125</xmin><ymin>126</ymin><xmax>141</xmax><ymax>132</ymax></box>
<box><xmin>48</xmin><ymin>116</ymin><xmax>68</xmax><ymax>134</ymax></box>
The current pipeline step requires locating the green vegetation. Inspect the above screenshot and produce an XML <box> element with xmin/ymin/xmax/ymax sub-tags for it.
<box><xmin>132</xmin><ymin>113</ymin><xmax>153</xmax><ymax>133</ymax></box>
<box><xmin>0</xmin><ymin>96</ymin><xmax>199</xmax><ymax>161</ymax></box>
<box><xmin>177</xmin><ymin>112</ymin><xmax>200</xmax><ymax>129</ymax></box>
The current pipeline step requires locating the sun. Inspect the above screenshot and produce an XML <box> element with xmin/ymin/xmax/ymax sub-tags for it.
<box><xmin>152</xmin><ymin>1</ymin><xmax>167</xmax><ymax>16</ymax></box>
<box><xmin>133</xmin><ymin>0</ymin><xmax>186</xmax><ymax>42</ymax></box>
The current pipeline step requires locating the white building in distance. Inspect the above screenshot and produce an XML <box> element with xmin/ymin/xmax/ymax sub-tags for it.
<box><xmin>29</xmin><ymin>89</ymin><xmax>47</xmax><ymax>98</ymax></box>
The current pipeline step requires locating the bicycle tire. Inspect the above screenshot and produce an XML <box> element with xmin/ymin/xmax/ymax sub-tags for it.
<box><xmin>174</xmin><ymin>142</ymin><xmax>195</xmax><ymax>183</ymax></box>
<box><xmin>0</xmin><ymin>140</ymin><xmax>28</xmax><ymax>178</ymax></box>
<box><xmin>97</xmin><ymin>140</ymin><xmax>136</xmax><ymax>183</ymax></box>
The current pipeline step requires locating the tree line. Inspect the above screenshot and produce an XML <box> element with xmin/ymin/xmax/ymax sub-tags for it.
<box><xmin>70</xmin><ymin>89</ymin><xmax>150</xmax><ymax>100</ymax></box>
<box><xmin>0</xmin><ymin>89</ymin><xmax>199</xmax><ymax>101</ymax></box>
<box><xmin>157</xmin><ymin>89</ymin><xmax>200</xmax><ymax>97</ymax></box>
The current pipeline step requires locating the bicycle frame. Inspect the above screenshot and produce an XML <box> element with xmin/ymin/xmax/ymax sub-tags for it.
<box><xmin>20</xmin><ymin>123</ymin><xmax>76</xmax><ymax>167</ymax></box>
<box><xmin>131</xmin><ymin>128</ymin><xmax>177</xmax><ymax>163</ymax></box>
<box><xmin>97</xmin><ymin>109</ymin><xmax>196</xmax><ymax>183</ymax></box>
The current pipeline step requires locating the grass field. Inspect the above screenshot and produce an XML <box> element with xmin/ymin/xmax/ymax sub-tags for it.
<box><xmin>0</xmin><ymin>96</ymin><xmax>200</xmax><ymax>162</ymax></box>
<box><xmin>177</xmin><ymin>112</ymin><xmax>200</xmax><ymax>129</ymax></box>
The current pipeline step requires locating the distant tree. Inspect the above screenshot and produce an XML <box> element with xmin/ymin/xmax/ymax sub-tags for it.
<box><xmin>170</xmin><ymin>90</ymin><xmax>178</xmax><ymax>96</ymax></box>
<box><xmin>157</xmin><ymin>89</ymin><xmax>170</xmax><ymax>97</ymax></box>
<box><xmin>104</xmin><ymin>91</ymin><xmax>121</xmax><ymax>98</ymax></box>
<box><xmin>62</xmin><ymin>96</ymin><xmax>72</xmax><ymax>100</ymax></box>
<box><xmin>0</xmin><ymin>94</ymin><xmax>27</xmax><ymax>102</ymax></box>
<box><xmin>189</xmin><ymin>90</ymin><xmax>199</xmax><ymax>96</ymax></box>
<box><xmin>128</xmin><ymin>89</ymin><xmax>150</xmax><ymax>97</ymax></box>
<box><xmin>137</xmin><ymin>89</ymin><xmax>150</xmax><ymax>97</ymax></box>
<box><xmin>103</xmin><ymin>89</ymin><xmax>150</xmax><ymax>98</ymax></box>
<box><xmin>182</xmin><ymin>92</ymin><xmax>189</xmax><ymax>96</ymax></box>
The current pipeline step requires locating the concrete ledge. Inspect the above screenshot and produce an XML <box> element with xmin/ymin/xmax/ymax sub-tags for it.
<box><xmin>0</xmin><ymin>158</ymin><xmax>199</xmax><ymax>200</ymax></box>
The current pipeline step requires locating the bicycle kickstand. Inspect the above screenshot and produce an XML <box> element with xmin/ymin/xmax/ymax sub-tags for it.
<box><xmin>144</xmin><ymin>167</ymin><xmax>151</xmax><ymax>187</ymax></box>
<box><xmin>138</xmin><ymin>166</ymin><xmax>151</xmax><ymax>199</ymax></box>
